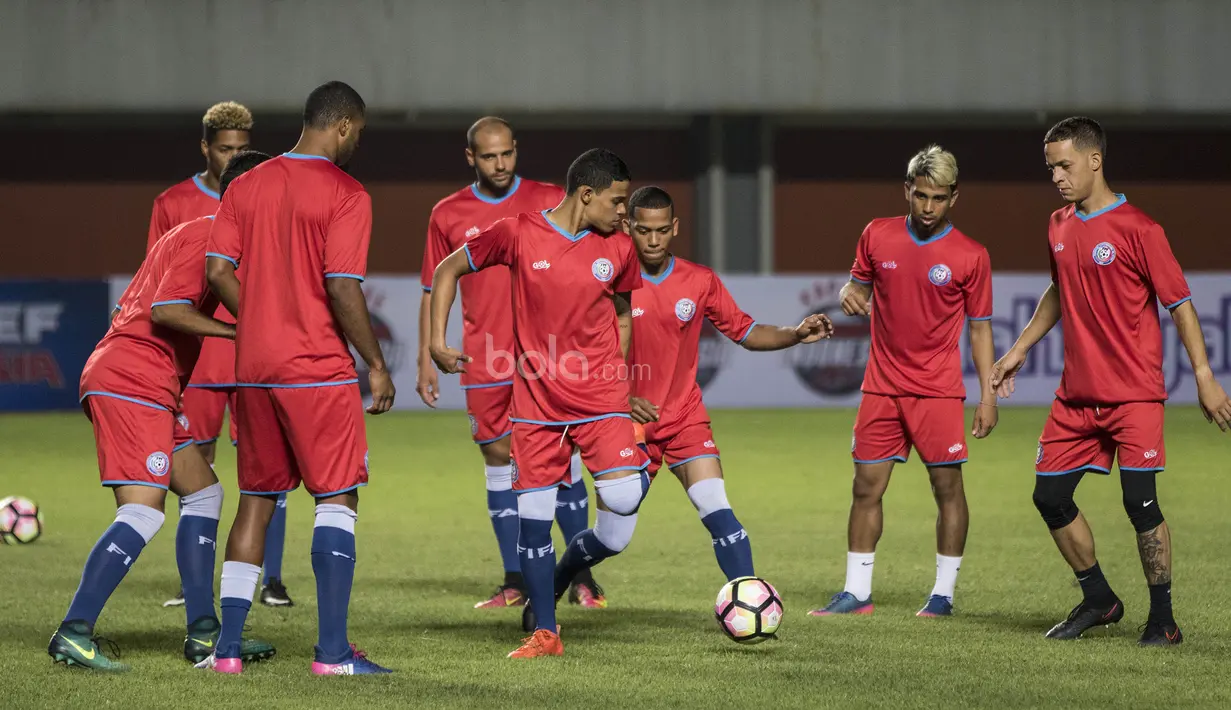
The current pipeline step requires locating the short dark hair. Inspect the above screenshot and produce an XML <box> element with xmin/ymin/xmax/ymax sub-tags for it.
<box><xmin>565</xmin><ymin>148</ymin><xmax>631</xmax><ymax>195</ymax></box>
<box><xmin>467</xmin><ymin>116</ymin><xmax>513</xmax><ymax>150</ymax></box>
<box><xmin>219</xmin><ymin>150</ymin><xmax>272</xmax><ymax>198</ymax></box>
<box><xmin>628</xmin><ymin>185</ymin><xmax>674</xmax><ymax>219</ymax></box>
<box><xmin>1045</xmin><ymin>116</ymin><xmax>1107</xmax><ymax>156</ymax></box>
<box><xmin>303</xmin><ymin>81</ymin><xmax>366</xmax><ymax>130</ymax></box>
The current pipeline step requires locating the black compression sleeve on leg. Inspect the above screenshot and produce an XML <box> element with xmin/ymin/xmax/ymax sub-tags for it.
<box><xmin>1121</xmin><ymin>469</ymin><xmax>1165</xmax><ymax>533</ymax></box>
<box><xmin>1032</xmin><ymin>471</ymin><xmax>1084</xmax><ymax>530</ymax></box>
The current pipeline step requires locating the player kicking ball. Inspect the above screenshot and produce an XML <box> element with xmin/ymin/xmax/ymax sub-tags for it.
<box><xmin>611</xmin><ymin>185</ymin><xmax>831</xmax><ymax>582</ymax></box>
<box><xmin>991</xmin><ymin>117</ymin><xmax>1231</xmax><ymax>646</ymax></box>
<box><xmin>431</xmin><ymin>149</ymin><xmax>648</xmax><ymax>659</ymax></box>
<box><xmin>48</xmin><ymin>154</ymin><xmax>275</xmax><ymax>672</ymax></box>
<box><xmin>200</xmin><ymin>82</ymin><xmax>394</xmax><ymax>675</ymax></box>
<box><xmin>417</xmin><ymin>117</ymin><xmax>605</xmax><ymax>610</ymax></box>
<box><xmin>148</xmin><ymin>101</ymin><xmax>293</xmax><ymax>610</ymax></box>
<box><xmin>810</xmin><ymin>145</ymin><xmax>997</xmax><ymax>619</ymax></box>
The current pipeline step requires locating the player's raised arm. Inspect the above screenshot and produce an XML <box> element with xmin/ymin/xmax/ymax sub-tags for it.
<box><xmin>991</xmin><ymin>282</ymin><xmax>1060</xmax><ymax>398</ymax></box>
<box><xmin>705</xmin><ymin>273</ymin><xmax>833</xmax><ymax>351</ymax></box>
<box><xmin>416</xmin><ymin>213</ymin><xmax>451</xmax><ymax>406</ymax></box>
<box><xmin>428</xmin><ymin>247</ymin><xmax>475</xmax><ymax>373</ymax></box>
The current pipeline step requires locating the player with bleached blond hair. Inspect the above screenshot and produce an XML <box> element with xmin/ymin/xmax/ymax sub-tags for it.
<box><xmin>810</xmin><ymin>145</ymin><xmax>998</xmax><ymax>619</ymax></box>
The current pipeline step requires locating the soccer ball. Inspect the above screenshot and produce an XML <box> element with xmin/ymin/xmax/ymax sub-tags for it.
<box><xmin>0</xmin><ymin>496</ymin><xmax>44</xmax><ymax>544</ymax></box>
<box><xmin>714</xmin><ymin>576</ymin><xmax>783</xmax><ymax>644</ymax></box>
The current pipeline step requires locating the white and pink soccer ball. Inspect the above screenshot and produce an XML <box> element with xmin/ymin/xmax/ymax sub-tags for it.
<box><xmin>0</xmin><ymin>496</ymin><xmax>44</xmax><ymax>545</ymax></box>
<box><xmin>714</xmin><ymin>576</ymin><xmax>783</xmax><ymax>644</ymax></box>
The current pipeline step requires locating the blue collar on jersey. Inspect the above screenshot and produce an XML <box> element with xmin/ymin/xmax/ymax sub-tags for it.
<box><xmin>1075</xmin><ymin>193</ymin><xmax>1127</xmax><ymax>222</ymax></box>
<box><xmin>281</xmin><ymin>152</ymin><xmax>333</xmax><ymax>162</ymax></box>
<box><xmin>641</xmin><ymin>255</ymin><xmax>675</xmax><ymax>284</ymax></box>
<box><xmin>904</xmin><ymin>216</ymin><xmax>954</xmax><ymax>246</ymax></box>
<box><xmin>541</xmin><ymin>210</ymin><xmax>591</xmax><ymax>242</ymax></box>
<box><xmin>471</xmin><ymin>175</ymin><xmax>522</xmax><ymax>204</ymax></box>
<box><xmin>192</xmin><ymin>173</ymin><xmax>221</xmax><ymax>200</ymax></box>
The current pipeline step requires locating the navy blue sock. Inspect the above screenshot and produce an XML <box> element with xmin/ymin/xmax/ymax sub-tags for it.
<box><xmin>176</xmin><ymin>513</ymin><xmax>219</xmax><ymax>624</ymax></box>
<box><xmin>554</xmin><ymin>529</ymin><xmax>617</xmax><ymax>598</ymax></box>
<box><xmin>518</xmin><ymin>518</ymin><xmax>557</xmax><ymax>632</ymax></box>
<box><xmin>263</xmin><ymin>493</ymin><xmax>288</xmax><ymax>583</ymax></box>
<box><xmin>63</xmin><ymin>522</ymin><xmax>149</xmax><ymax>627</ymax></box>
<box><xmin>488</xmin><ymin>487</ymin><xmax>521</xmax><ymax>575</ymax></box>
<box><xmin>312</xmin><ymin>521</ymin><xmax>356</xmax><ymax>663</ymax></box>
<box><xmin>701</xmin><ymin>509</ymin><xmax>754</xmax><ymax>580</ymax></box>
<box><xmin>218</xmin><ymin>598</ymin><xmax>251</xmax><ymax>657</ymax></box>
<box><xmin>555</xmin><ymin>478</ymin><xmax>590</xmax><ymax>546</ymax></box>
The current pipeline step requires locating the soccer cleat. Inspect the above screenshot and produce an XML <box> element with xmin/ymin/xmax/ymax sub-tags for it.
<box><xmin>1045</xmin><ymin>598</ymin><xmax>1124</xmax><ymax>639</ymax></box>
<box><xmin>1138</xmin><ymin>620</ymin><xmax>1183</xmax><ymax>646</ymax></box>
<box><xmin>568</xmin><ymin>579</ymin><xmax>607</xmax><ymax>609</ymax></box>
<box><xmin>474</xmin><ymin>584</ymin><xmax>525</xmax><ymax>609</ymax></box>
<box><xmin>916</xmin><ymin>594</ymin><xmax>954</xmax><ymax>617</ymax></box>
<box><xmin>193</xmin><ymin>653</ymin><xmax>243</xmax><ymax>674</ymax></box>
<box><xmin>47</xmin><ymin>623</ymin><xmax>129</xmax><ymax>673</ymax></box>
<box><xmin>183</xmin><ymin>617</ymin><xmax>277</xmax><ymax>665</ymax></box>
<box><xmin>808</xmin><ymin>591</ymin><xmax>875</xmax><ymax>616</ymax></box>
<box><xmin>260</xmin><ymin>578</ymin><xmax>294</xmax><ymax>607</ymax></box>
<box><xmin>311</xmin><ymin>644</ymin><xmax>393</xmax><ymax>675</ymax></box>
<box><xmin>162</xmin><ymin>588</ymin><xmax>186</xmax><ymax>607</ymax></box>
<box><xmin>507</xmin><ymin>628</ymin><xmax>564</xmax><ymax>659</ymax></box>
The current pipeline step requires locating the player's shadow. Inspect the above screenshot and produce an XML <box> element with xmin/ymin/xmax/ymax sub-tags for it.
<box><xmin>960</xmin><ymin>609</ymin><xmax>1114</xmax><ymax>636</ymax></box>
<box><xmin>11</xmin><ymin>622</ymin><xmax>178</xmax><ymax>658</ymax></box>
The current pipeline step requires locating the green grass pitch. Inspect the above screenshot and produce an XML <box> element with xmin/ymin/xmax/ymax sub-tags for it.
<box><xmin>1</xmin><ymin>407</ymin><xmax>1229</xmax><ymax>709</ymax></box>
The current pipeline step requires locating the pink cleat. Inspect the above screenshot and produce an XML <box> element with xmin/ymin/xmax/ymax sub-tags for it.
<box><xmin>194</xmin><ymin>654</ymin><xmax>243</xmax><ymax>674</ymax></box>
<box><xmin>311</xmin><ymin>645</ymin><xmax>392</xmax><ymax>675</ymax></box>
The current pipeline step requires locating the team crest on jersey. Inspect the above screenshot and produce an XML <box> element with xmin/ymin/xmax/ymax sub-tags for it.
<box><xmin>1036</xmin><ymin>442</ymin><xmax>1044</xmax><ymax>465</ymax></box>
<box><xmin>675</xmin><ymin>298</ymin><xmax>697</xmax><ymax>322</ymax></box>
<box><xmin>510</xmin><ymin>456</ymin><xmax>519</xmax><ymax>483</ymax></box>
<box><xmin>1092</xmin><ymin>242</ymin><xmax>1116</xmax><ymax>266</ymax></box>
<box><xmin>176</xmin><ymin>413</ymin><xmax>190</xmax><ymax>431</ymax></box>
<box><xmin>146</xmin><ymin>451</ymin><xmax>170</xmax><ymax>477</ymax></box>
<box><xmin>928</xmin><ymin>264</ymin><xmax>952</xmax><ymax>286</ymax></box>
<box><xmin>468</xmin><ymin>414</ymin><xmax>478</xmax><ymax>436</ymax></box>
<box><xmin>591</xmin><ymin>258</ymin><xmax>615</xmax><ymax>282</ymax></box>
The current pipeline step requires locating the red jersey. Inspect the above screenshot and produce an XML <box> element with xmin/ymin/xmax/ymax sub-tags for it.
<box><xmin>420</xmin><ymin>177</ymin><xmax>565</xmax><ymax>387</ymax></box>
<box><xmin>148</xmin><ymin>175</ymin><xmax>220</xmax><ymax>253</ymax></box>
<box><xmin>851</xmin><ymin>216</ymin><xmax>992</xmax><ymax>399</ymax></box>
<box><xmin>1048</xmin><ymin>196</ymin><xmax>1190</xmax><ymax>405</ymax></box>
<box><xmin>464</xmin><ymin>211</ymin><xmax>642</xmax><ymax>424</ymax></box>
<box><xmin>207</xmin><ymin>153</ymin><xmax>371</xmax><ymax>386</ymax></box>
<box><xmin>82</xmin><ymin>216</ymin><xmax>220</xmax><ymax>409</ymax></box>
<box><xmin>629</xmin><ymin>257</ymin><xmax>755</xmax><ymax>439</ymax></box>
<box><xmin>148</xmin><ymin>174</ymin><xmax>236</xmax><ymax>387</ymax></box>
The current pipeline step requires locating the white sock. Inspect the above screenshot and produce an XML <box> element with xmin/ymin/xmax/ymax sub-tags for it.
<box><xmin>930</xmin><ymin>554</ymin><xmax>962</xmax><ymax>599</ymax></box>
<box><xmin>569</xmin><ymin>451</ymin><xmax>584</xmax><ymax>484</ymax></box>
<box><xmin>220</xmin><ymin>561</ymin><xmax>261</xmax><ymax>602</ymax></box>
<box><xmin>844</xmin><ymin>552</ymin><xmax>875</xmax><ymax>602</ymax></box>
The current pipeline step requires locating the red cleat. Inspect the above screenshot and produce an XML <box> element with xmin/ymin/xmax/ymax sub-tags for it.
<box><xmin>507</xmin><ymin>629</ymin><xmax>564</xmax><ymax>659</ymax></box>
<box><xmin>474</xmin><ymin>585</ymin><xmax>525</xmax><ymax>609</ymax></box>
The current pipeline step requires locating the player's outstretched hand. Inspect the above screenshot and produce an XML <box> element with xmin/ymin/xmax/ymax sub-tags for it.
<box><xmin>630</xmin><ymin>396</ymin><xmax>660</xmax><ymax>424</ymax></box>
<box><xmin>367</xmin><ymin>367</ymin><xmax>395</xmax><ymax>415</ymax></box>
<box><xmin>416</xmin><ymin>355</ymin><xmax>440</xmax><ymax>408</ymax></box>
<box><xmin>1196</xmin><ymin>371</ymin><xmax>1231</xmax><ymax>432</ymax></box>
<box><xmin>972</xmin><ymin>402</ymin><xmax>998</xmax><ymax>439</ymax></box>
<box><xmin>840</xmin><ymin>285</ymin><xmax>871</xmax><ymax>317</ymax></box>
<box><xmin>989</xmin><ymin>348</ymin><xmax>1027</xmax><ymax>399</ymax></box>
<box><xmin>795</xmin><ymin>314</ymin><xmax>835</xmax><ymax>343</ymax></box>
<box><xmin>429</xmin><ymin>344</ymin><xmax>471</xmax><ymax>375</ymax></box>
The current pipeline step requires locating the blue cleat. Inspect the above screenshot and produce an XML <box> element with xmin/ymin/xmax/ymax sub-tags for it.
<box><xmin>808</xmin><ymin>591</ymin><xmax>874</xmax><ymax>616</ymax></box>
<box><xmin>916</xmin><ymin>594</ymin><xmax>954</xmax><ymax>617</ymax></box>
<box><xmin>311</xmin><ymin>645</ymin><xmax>393</xmax><ymax>675</ymax></box>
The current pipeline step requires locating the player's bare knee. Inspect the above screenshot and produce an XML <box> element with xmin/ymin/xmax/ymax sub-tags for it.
<box><xmin>480</xmin><ymin>438</ymin><xmax>512</xmax><ymax>466</ymax></box>
<box><xmin>593</xmin><ymin>470</ymin><xmax>651</xmax><ymax>516</ymax></box>
<box><xmin>1033</xmin><ymin>473</ymin><xmax>1081</xmax><ymax>530</ymax></box>
<box><xmin>927</xmin><ymin>467</ymin><xmax>965</xmax><ymax>502</ymax></box>
<box><xmin>1121</xmin><ymin>470</ymin><xmax>1165</xmax><ymax>533</ymax></box>
<box><xmin>851</xmin><ymin>472</ymin><xmax>889</xmax><ymax>505</ymax></box>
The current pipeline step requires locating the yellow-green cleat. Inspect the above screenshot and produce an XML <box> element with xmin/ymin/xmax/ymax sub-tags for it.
<box><xmin>48</xmin><ymin>622</ymin><xmax>130</xmax><ymax>673</ymax></box>
<box><xmin>184</xmin><ymin>617</ymin><xmax>276</xmax><ymax>664</ymax></box>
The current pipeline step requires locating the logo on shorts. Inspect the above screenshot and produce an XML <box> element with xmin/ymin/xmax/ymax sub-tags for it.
<box><xmin>1092</xmin><ymin>242</ymin><xmax>1117</xmax><ymax>266</ymax></box>
<box><xmin>928</xmin><ymin>264</ymin><xmax>952</xmax><ymax>286</ymax></box>
<box><xmin>510</xmin><ymin>456</ymin><xmax>519</xmax><ymax>483</ymax></box>
<box><xmin>468</xmin><ymin>414</ymin><xmax>478</xmax><ymax>436</ymax></box>
<box><xmin>948</xmin><ymin>443</ymin><xmax>965</xmax><ymax>454</ymax></box>
<box><xmin>532</xmin><ymin>260</ymin><xmax>551</xmax><ymax>270</ymax></box>
<box><xmin>1144</xmin><ymin>449</ymin><xmax>1158</xmax><ymax>459</ymax></box>
<box><xmin>852</xmin><ymin>433</ymin><xmax>857</xmax><ymax>453</ymax></box>
<box><xmin>591</xmin><ymin>258</ymin><xmax>615</xmax><ymax>283</ymax></box>
<box><xmin>146</xmin><ymin>451</ymin><xmax>170</xmax><ymax>477</ymax></box>
<box><xmin>1036</xmin><ymin>442</ymin><xmax>1044</xmax><ymax>465</ymax></box>
<box><xmin>703</xmin><ymin>440</ymin><xmax>715</xmax><ymax>448</ymax></box>
<box><xmin>675</xmin><ymin>298</ymin><xmax>697</xmax><ymax>322</ymax></box>
<box><xmin>176</xmin><ymin>413</ymin><xmax>190</xmax><ymax>431</ymax></box>
<box><xmin>364</xmin><ymin>450</ymin><xmax>370</xmax><ymax>473</ymax></box>
<box><xmin>619</xmin><ymin>448</ymin><xmax>634</xmax><ymax>458</ymax></box>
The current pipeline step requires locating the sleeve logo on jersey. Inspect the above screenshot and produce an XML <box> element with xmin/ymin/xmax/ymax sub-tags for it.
<box><xmin>928</xmin><ymin>264</ymin><xmax>952</xmax><ymax>286</ymax></box>
<box><xmin>591</xmin><ymin>258</ymin><xmax>615</xmax><ymax>283</ymax></box>
<box><xmin>1092</xmin><ymin>242</ymin><xmax>1117</xmax><ymax>266</ymax></box>
<box><xmin>146</xmin><ymin>451</ymin><xmax>170</xmax><ymax>477</ymax></box>
<box><xmin>1035</xmin><ymin>442</ymin><xmax>1044</xmax><ymax>465</ymax></box>
<box><xmin>674</xmin><ymin>298</ymin><xmax>697</xmax><ymax>322</ymax></box>
<box><xmin>465</xmin><ymin>226</ymin><xmax>481</xmax><ymax>238</ymax></box>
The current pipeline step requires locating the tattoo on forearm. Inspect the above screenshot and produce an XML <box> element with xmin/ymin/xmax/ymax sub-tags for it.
<box><xmin>1136</xmin><ymin>525</ymin><xmax>1171</xmax><ymax>585</ymax></box>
